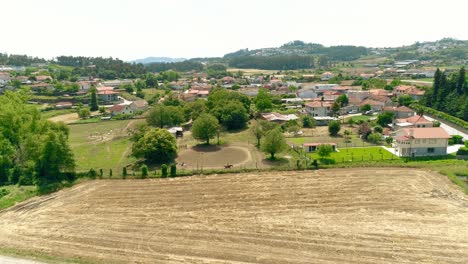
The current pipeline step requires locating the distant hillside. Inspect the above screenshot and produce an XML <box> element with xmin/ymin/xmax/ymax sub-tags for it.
<box><xmin>131</xmin><ymin>57</ymin><xmax>186</xmax><ymax>64</ymax></box>
<box><xmin>223</xmin><ymin>38</ymin><xmax>468</xmax><ymax>69</ymax></box>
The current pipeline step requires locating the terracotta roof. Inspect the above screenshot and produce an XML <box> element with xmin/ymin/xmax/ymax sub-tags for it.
<box><xmin>96</xmin><ymin>86</ymin><xmax>114</xmax><ymax>92</ymax></box>
<box><xmin>360</xmin><ymin>98</ymin><xmax>383</xmax><ymax>106</ymax></box>
<box><xmin>110</xmin><ymin>105</ymin><xmax>126</xmax><ymax>112</ymax></box>
<box><xmin>401</xmin><ymin>127</ymin><xmax>450</xmax><ymax>139</ymax></box>
<box><xmin>383</xmin><ymin>106</ymin><xmax>414</xmax><ymax>113</ymax></box>
<box><xmin>396</xmin><ymin>115</ymin><xmax>431</xmax><ymax>124</ymax></box>
<box><xmin>305</xmin><ymin>101</ymin><xmax>333</xmax><ymax>108</ymax></box>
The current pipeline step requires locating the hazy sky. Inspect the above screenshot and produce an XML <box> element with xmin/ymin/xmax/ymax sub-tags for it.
<box><xmin>2</xmin><ymin>0</ymin><xmax>467</xmax><ymax>61</ymax></box>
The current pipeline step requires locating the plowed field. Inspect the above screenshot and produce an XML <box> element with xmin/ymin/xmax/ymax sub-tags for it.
<box><xmin>1</xmin><ymin>168</ymin><xmax>467</xmax><ymax>263</ymax></box>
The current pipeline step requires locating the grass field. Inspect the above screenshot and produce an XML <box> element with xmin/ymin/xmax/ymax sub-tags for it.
<box><xmin>69</xmin><ymin>119</ymin><xmax>142</xmax><ymax>173</ymax></box>
<box><xmin>307</xmin><ymin>146</ymin><xmax>398</xmax><ymax>162</ymax></box>
<box><xmin>41</xmin><ymin>108</ymin><xmax>76</xmax><ymax>119</ymax></box>
<box><xmin>0</xmin><ymin>168</ymin><xmax>467</xmax><ymax>263</ymax></box>
<box><xmin>0</xmin><ymin>185</ymin><xmax>37</xmax><ymax>210</ymax></box>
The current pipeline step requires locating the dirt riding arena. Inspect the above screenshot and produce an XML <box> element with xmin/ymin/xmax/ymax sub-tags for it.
<box><xmin>1</xmin><ymin>168</ymin><xmax>468</xmax><ymax>263</ymax></box>
<box><xmin>176</xmin><ymin>145</ymin><xmax>253</xmax><ymax>169</ymax></box>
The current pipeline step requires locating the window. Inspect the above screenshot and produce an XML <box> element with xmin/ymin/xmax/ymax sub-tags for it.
<box><xmin>427</xmin><ymin>148</ymin><xmax>435</xmax><ymax>153</ymax></box>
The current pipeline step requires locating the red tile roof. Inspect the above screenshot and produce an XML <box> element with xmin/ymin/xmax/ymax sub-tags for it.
<box><xmin>400</xmin><ymin>127</ymin><xmax>450</xmax><ymax>139</ymax></box>
<box><xmin>396</xmin><ymin>115</ymin><xmax>431</xmax><ymax>124</ymax></box>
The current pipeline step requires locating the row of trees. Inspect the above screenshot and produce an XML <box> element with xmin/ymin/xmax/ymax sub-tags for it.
<box><xmin>0</xmin><ymin>90</ymin><xmax>75</xmax><ymax>188</ymax></box>
<box><xmin>423</xmin><ymin>67</ymin><xmax>467</xmax><ymax>121</ymax></box>
<box><xmin>0</xmin><ymin>53</ymin><xmax>47</xmax><ymax>66</ymax></box>
<box><xmin>229</xmin><ymin>55</ymin><xmax>315</xmax><ymax>70</ymax></box>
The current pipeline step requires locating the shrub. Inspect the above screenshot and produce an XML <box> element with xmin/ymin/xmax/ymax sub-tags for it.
<box><xmin>18</xmin><ymin>175</ymin><xmax>33</xmax><ymax>186</ymax></box>
<box><xmin>99</xmin><ymin>169</ymin><xmax>103</xmax><ymax>179</ymax></box>
<box><xmin>465</xmin><ymin>141</ymin><xmax>468</xmax><ymax>148</ymax></box>
<box><xmin>141</xmin><ymin>165</ymin><xmax>148</xmax><ymax>178</ymax></box>
<box><xmin>368</xmin><ymin>133</ymin><xmax>383</xmax><ymax>144</ymax></box>
<box><xmin>88</xmin><ymin>168</ymin><xmax>97</xmax><ymax>179</ymax></box>
<box><xmin>328</xmin><ymin>121</ymin><xmax>341</xmax><ymax>136</ymax></box>
<box><xmin>385</xmin><ymin>137</ymin><xmax>393</xmax><ymax>145</ymax></box>
<box><xmin>122</xmin><ymin>167</ymin><xmax>127</xmax><ymax>179</ymax></box>
<box><xmin>451</xmin><ymin>135</ymin><xmax>464</xmax><ymax>145</ymax></box>
<box><xmin>170</xmin><ymin>164</ymin><xmax>177</xmax><ymax>177</ymax></box>
<box><xmin>161</xmin><ymin>164</ymin><xmax>168</xmax><ymax>178</ymax></box>
<box><xmin>456</xmin><ymin>147</ymin><xmax>468</xmax><ymax>156</ymax></box>
<box><xmin>0</xmin><ymin>188</ymin><xmax>10</xmax><ymax>199</ymax></box>
<box><xmin>374</xmin><ymin>126</ymin><xmax>383</xmax><ymax>133</ymax></box>
<box><xmin>109</xmin><ymin>169</ymin><xmax>113</xmax><ymax>178</ymax></box>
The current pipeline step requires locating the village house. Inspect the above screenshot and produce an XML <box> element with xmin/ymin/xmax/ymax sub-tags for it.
<box><xmin>77</xmin><ymin>81</ymin><xmax>92</xmax><ymax>92</ymax></box>
<box><xmin>383</xmin><ymin>106</ymin><xmax>415</xmax><ymax>118</ymax></box>
<box><xmin>393</xmin><ymin>115</ymin><xmax>433</xmax><ymax>129</ymax></box>
<box><xmin>110</xmin><ymin>104</ymin><xmax>133</xmax><ymax>116</ymax></box>
<box><xmin>303</xmin><ymin>143</ymin><xmax>337</xmax><ymax>153</ymax></box>
<box><xmin>393</xmin><ymin>127</ymin><xmax>450</xmax><ymax>157</ymax></box>
<box><xmin>320</xmin><ymin>72</ymin><xmax>334</xmax><ymax>81</ymax></box>
<box><xmin>15</xmin><ymin>76</ymin><xmax>31</xmax><ymax>84</ymax></box>
<box><xmin>97</xmin><ymin>87</ymin><xmax>119</xmax><ymax>103</ymax></box>
<box><xmin>102</xmin><ymin>79</ymin><xmax>133</xmax><ymax>87</ymax></box>
<box><xmin>393</xmin><ymin>85</ymin><xmax>426</xmax><ymax>100</ymax></box>
<box><xmin>130</xmin><ymin>100</ymin><xmax>149</xmax><ymax>112</ymax></box>
<box><xmin>0</xmin><ymin>72</ymin><xmax>12</xmax><ymax>85</ymax></box>
<box><xmin>305</xmin><ymin>100</ymin><xmax>333</xmax><ymax>117</ymax></box>
<box><xmin>359</xmin><ymin>98</ymin><xmax>385</xmax><ymax>112</ymax></box>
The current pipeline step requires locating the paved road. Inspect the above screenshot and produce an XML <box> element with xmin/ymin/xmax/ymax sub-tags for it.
<box><xmin>0</xmin><ymin>256</ymin><xmax>46</xmax><ymax>264</ymax></box>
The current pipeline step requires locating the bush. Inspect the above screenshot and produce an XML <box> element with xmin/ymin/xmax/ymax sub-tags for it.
<box><xmin>170</xmin><ymin>164</ymin><xmax>177</xmax><ymax>177</ymax></box>
<box><xmin>18</xmin><ymin>175</ymin><xmax>33</xmax><ymax>186</ymax></box>
<box><xmin>109</xmin><ymin>169</ymin><xmax>113</xmax><ymax>178</ymax></box>
<box><xmin>122</xmin><ymin>167</ymin><xmax>127</xmax><ymax>179</ymax></box>
<box><xmin>141</xmin><ymin>165</ymin><xmax>148</xmax><ymax>178</ymax></box>
<box><xmin>465</xmin><ymin>141</ymin><xmax>468</xmax><ymax>148</ymax></box>
<box><xmin>161</xmin><ymin>164</ymin><xmax>168</xmax><ymax>178</ymax></box>
<box><xmin>456</xmin><ymin>147</ymin><xmax>468</xmax><ymax>156</ymax></box>
<box><xmin>451</xmin><ymin>135</ymin><xmax>464</xmax><ymax>145</ymax></box>
<box><xmin>328</xmin><ymin>121</ymin><xmax>341</xmax><ymax>136</ymax></box>
<box><xmin>0</xmin><ymin>188</ymin><xmax>10</xmax><ymax>199</ymax></box>
<box><xmin>374</xmin><ymin>126</ymin><xmax>383</xmax><ymax>133</ymax></box>
<box><xmin>385</xmin><ymin>137</ymin><xmax>393</xmax><ymax>145</ymax></box>
<box><xmin>88</xmin><ymin>168</ymin><xmax>97</xmax><ymax>179</ymax></box>
<box><xmin>99</xmin><ymin>169</ymin><xmax>103</xmax><ymax>179</ymax></box>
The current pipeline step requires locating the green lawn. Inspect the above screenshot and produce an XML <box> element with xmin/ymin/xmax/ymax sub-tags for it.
<box><xmin>307</xmin><ymin>147</ymin><xmax>398</xmax><ymax>163</ymax></box>
<box><xmin>287</xmin><ymin>135</ymin><xmax>375</xmax><ymax>148</ymax></box>
<box><xmin>41</xmin><ymin>108</ymin><xmax>76</xmax><ymax>119</ymax></box>
<box><xmin>69</xmin><ymin>120</ymin><xmax>141</xmax><ymax>173</ymax></box>
<box><xmin>345</xmin><ymin>115</ymin><xmax>375</xmax><ymax>123</ymax></box>
<box><xmin>0</xmin><ymin>185</ymin><xmax>37</xmax><ymax>210</ymax></box>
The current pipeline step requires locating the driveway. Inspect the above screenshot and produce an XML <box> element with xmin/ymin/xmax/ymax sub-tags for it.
<box><xmin>424</xmin><ymin>115</ymin><xmax>467</xmax><ymax>140</ymax></box>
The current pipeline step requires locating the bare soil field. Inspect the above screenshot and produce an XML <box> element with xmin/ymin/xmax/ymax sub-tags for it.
<box><xmin>176</xmin><ymin>145</ymin><xmax>252</xmax><ymax>169</ymax></box>
<box><xmin>48</xmin><ymin>113</ymin><xmax>79</xmax><ymax>124</ymax></box>
<box><xmin>1</xmin><ymin>168</ymin><xmax>468</xmax><ymax>263</ymax></box>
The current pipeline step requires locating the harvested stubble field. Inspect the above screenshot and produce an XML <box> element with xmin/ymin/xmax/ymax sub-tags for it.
<box><xmin>1</xmin><ymin>168</ymin><xmax>468</xmax><ymax>263</ymax></box>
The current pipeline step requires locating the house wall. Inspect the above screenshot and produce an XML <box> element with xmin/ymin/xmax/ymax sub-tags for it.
<box><xmin>306</xmin><ymin>106</ymin><xmax>330</xmax><ymax>117</ymax></box>
<box><xmin>394</xmin><ymin>138</ymin><xmax>448</xmax><ymax>157</ymax></box>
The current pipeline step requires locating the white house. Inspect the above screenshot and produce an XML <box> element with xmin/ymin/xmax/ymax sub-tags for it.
<box><xmin>321</xmin><ymin>72</ymin><xmax>334</xmax><ymax>81</ymax></box>
<box><xmin>305</xmin><ymin>100</ymin><xmax>333</xmax><ymax>117</ymax></box>
<box><xmin>393</xmin><ymin>127</ymin><xmax>450</xmax><ymax>157</ymax></box>
<box><xmin>110</xmin><ymin>104</ymin><xmax>133</xmax><ymax>116</ymax></box>
<box><xmin>303</xmin><ymin>142</ymin><xmax>337</xmax><ymax>153</ymax></box>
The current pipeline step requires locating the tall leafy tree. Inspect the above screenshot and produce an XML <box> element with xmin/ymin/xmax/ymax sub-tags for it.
<box><xmin>131</xmin><ymin>128</ymin><xmax>177</xmax><ymax>163</ymax></box>
<box><xmin>261</xmin><ymin>128</ymin><xmax>286</xmax><ymax>160</ymax></box>
<box><xmin>255</xmin><ymin>88</ymin><xmax>272</xmax><ymax>112</ymax></box>
<box><xmin>191</xmin><ymin>114</ymin><xmax>219</xmax><ymax>145</ymax></box>
<box><xmin>90</xmin><ymin>87</ymin><xmax>98</xmax><ymax>111</ymax></box>
<box><xmin>147</xmin><ymin>105</ymin><xmax>184</xmax><ymax>128</ymax></box>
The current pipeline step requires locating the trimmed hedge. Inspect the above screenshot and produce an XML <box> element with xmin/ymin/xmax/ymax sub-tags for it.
<box><xmin>410</xmin><ymin>103</ymin><xmax>468</xmax><ymax>130</ymax></box>
<box><xmin>456</xmin><ymin>147</ymin><xmax>468</xmax><ymax>156</ymax></box>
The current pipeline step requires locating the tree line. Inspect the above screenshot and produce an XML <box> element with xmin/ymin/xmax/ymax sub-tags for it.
<box><xmin>423</xmin><ymin>67</ymin><xmax>467</xmax><ymax>121</ymax></box>
<box><xmin>0</xmin><ymin>53</ymin><xmax>47</xmax><ymax>66</ymax></box>
<box><xmin>55</xmin><ymin>56</ymin><xmax>147</xmax><ymax>79</ymax></box>
<box><xmin>0</xmin><ymin>90</ymin><xmax>75</xmax><ymax>189</ymax></box>
<box><xmin>145</xmin><ymin>60</ymin><xmax>204</xmax><ymax>72</ymax></box>
<box><xmin>228</xmin><ymin>55</ymin><xmax>315</xmax><ymax>70</ymax></box>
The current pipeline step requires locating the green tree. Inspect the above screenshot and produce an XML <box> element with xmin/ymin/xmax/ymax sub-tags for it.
<box><xmin>109</xmin><ymin>169</ymin><xmax>113</xmax><ymax>178</ymax></box>
<box><xmin>122</xmin><ymin>167</ymin><xmax>127</xmax><ymax>178</ymax></box>
<box><xmin>348</xmin><ymin>117</ymin><xmax>355</xmax><ymax>127</ymax></box>
<box><xmin>170</xmin><ymin>164</ymin><xmax>177</xmax><ymax>177</ymax></box>
<box><xmin>90</xmin><ymin>88</ymin><xmax>98</xmax><ymax>111</ymax></box>
<box><xmin>360</xmin><ymin>104</ymin><xmax>371</xmax><ymax>112</ymax></box>
<box><xmin>211</xmin><ymin>101</ymin><xmax>249</xmax><ymax>130</ymax></box>
<box><xmin>261</xmin><ymin>128</ymin><xmax>286</xmax><ymax>160</ymax></box>
<box><xmin>398</xmin><ymin>94</ymin><xmax>413</xmax><ymax>106</ymax></box>
<box><xmin>132</xmin><ymin>128</ymin><xmax>177</xmax><ymax>163</ymax></box>
<box><xmin>331</xmin><ymin>101</ymin><xmax>341</xmax><ymax>117</ymax></box>
<box><xmin>141</xmin><ymin>165</ymin><xmax>148</xmax><ymax>178</ymax></box>
<box><xmin>191</xmin><ymin>113</ymin><xmax>219</xmax><ymax>144</ymax></box>
<box><xmin>328</xmin><ymin>120</ymin><xmax>341</xmax><ymax>136</ymax></box>
<box><xmin>302</xmin><ymin>115</ymin><xmax>316</xmax><ymax>128</ymax></box>
<box><xmin>183</xmin><ymin>100</ymin><xmax>207</xmax><ymax>121</ymax></box>
<box><xmin>336</xmin><ymin>94</ymin><xmax>348</xmax><ymax>107</ymax></box>
<box><xmin>78</xmin><ymin>107</ymin><xmax>91</xmax><ymax>119</ymax></box>
<box><xmin>161</xmin><ymin>164</ymin><xmax>168</xmax><ymax>177</ymax></box>
<box><xmin>368</xmin><ymin>133</ymin><xmax>383</xmax><ymax>144</ymax></box>
<box><xmin>99</xmin><ymin>106</ymin><xmax>106</xmax><ymax>114</ymax></box>
<box><xmin>317</xmin><ymin>144</ymin><xmax>333</xmax><ymax>159</ymax></box>
<box><xmin>376</xmin><ymin>111</ymin><xmax>394</xmax><ymax>127</ymax></box>
<box><xmin>255</xmin><ymin>88</ymin><xmax>272</xmax><ymax>112</ymax></box>
<box><xmin>147</xmin><ymin>105</ymin><xmax>184</xmax><ymax>128</ymax></box>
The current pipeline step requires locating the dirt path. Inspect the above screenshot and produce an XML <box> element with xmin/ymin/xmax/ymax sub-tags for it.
<box><xmin>0</xmin><ymin>168</ymin><xmax>467</xmax><ymax>263</ymax></box>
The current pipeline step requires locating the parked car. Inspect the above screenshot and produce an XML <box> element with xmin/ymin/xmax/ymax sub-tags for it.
<box><xmin>364</xmin><ymin>110</ymin><xmax>374</xmax><ymax>115</ymax></box>
<box><xmin>348</xmin><ymin>110</ymin><xmax>358</xmax><ymax>114</ymax></box>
